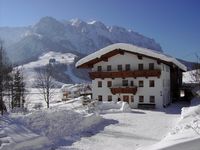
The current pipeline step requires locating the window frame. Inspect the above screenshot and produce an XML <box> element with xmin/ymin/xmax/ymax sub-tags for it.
<box><xmin>107</xmin><ymin>81</ymin><xmax>112</xmax><ymax>87</ymax></box>
<box><xmin>97</xmin><ymin>66</ymin><xmax>102</xmax><ymax>72</ymax></box>
<box><xmin>139</xmin><ymin>80</ymin><xmax>144</xmax><ymax>87</ymax></box>
<box><xmin>149</xmin><ymin>63</ymin><xmax>154</xmax><ymax>70</ymax></box>
<box><xmin>138</xmin><ymin>63</ymin><xmax>143</xmax><ymax>70</ymax></box>
<box><xmin>122</xmin><ymin>80</ymin><xmax>129</xmax><ymax>86</ymax></box>
<box><xmin>117</xmin><ymin>64</ymin><xmax>123</xmax><ymax>71</ymax></box>
<box><xmin>139</xmin><ymin>96</ymin><xmax>144</xmax><ymax>103</ymax></box>
<box><xmin>130</xmin><ymin>81</ymin><xmax>134</xmax><ymax>86</ymax></box>
<box><xmin>107</xmin><ymin>65</ymin><xmax>112</xmax><ymax>71</ymax></box>
<box><xmin>98</xmin><ymin>95</ymin><xmax>102</xmax><ymax>101</ymax></box>
<box><xmin>98</xmin><ymin>81</ymin><xmax>102</xmax><ymax>88</ymax></box>
<box><xmin>149</xmin><ymin>80</ymin><xmax>155</xmax><ymax>87</ymax></box>
<box><xmin>150</xmin><ymin>96</ymin><xmax>155</xmax><ymax>103</ymax></box>
<box><xmin>125</xmin><ymin>64</ymin><xmax>131</xmax><ymax>71</ymax></box>
<box><xmin>108</xmin><ymin>95</ymin><xmax>112</xmax><ymax>101</ymax></box>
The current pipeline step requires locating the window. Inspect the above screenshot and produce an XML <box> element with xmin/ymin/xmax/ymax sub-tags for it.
<box><xmin>131</xmin><ymin>96</ymin><xmax>134</xmax><ymax>102</ymax></box>
<box><xmin>107</xmin><ymin>65</ymin><xmax>112</xmax><ymax>71</ymax></box>
<box><xmin>107</xmin><ymin>81</ymin><xmax>112</xmax><ymax>87</ymax></box>
<box><xmin>138</xmin><ymin>64</ymin><xmax>143</xmax><ymax>70</ymax></box>
<box><xmin>122</xmin><ymin>80</ymin><xmax>128</xmax><ymax>86</ymax></box>
<box><xmin>118</xmin><ymin>65</ymin><xmax>122</xmax><ymax>71</ymax></box>
<box><xmin>125</xmin><ymin>64</ymin><xmax>130</xmax><ymax>71</ymax></box>
<box><xmin>149</xmin><ymin>80</ymin><xmax>155</xmax><ymax>87</ymax></box>
<box><xmin>97</xmin><ymin>66</ymin><xmax>102</xmax><ymax>72</ymax></box>
<box><xmin>108</xmin><ymin>95</ymin><xmax>112</xmax><ymax>101</ymax></box>
<box><xmin>139</xmin><ymin>96</ymin><xmax>144</xmax><ymax>103</ymax></box>
<box><xmin>98</xmin><ymin>95</ymin><xmax>102</xmax><ymax>101</ymax></box>
<box><xmin>98</xmin><ymin>81</ymin><xmax>102</xmax><ymax>87</ymax></box>
<box><xmin>149</xmin><ymin>63</ymin><xmax>154</xmax><ymax>70</ymax></box>
<box><xmin>150</xmin><ymin>96</ymin><xmax>155</xmax><ymax>103</ymax></box>
<box><xmin>130</xmin><ymin>81</ymin><xmax>134</xmax><ymax>86</ymax></box>
<box><xmin>139</xmin><ymin>80</ymin><xmax>144</xmax><ymax>87</ymax></box>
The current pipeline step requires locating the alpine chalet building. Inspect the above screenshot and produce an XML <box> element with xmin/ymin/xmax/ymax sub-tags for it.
<box><xmin>76</xmin><ymin>43</ymin><xmax>187</xmax><ymax>109</ymax></box>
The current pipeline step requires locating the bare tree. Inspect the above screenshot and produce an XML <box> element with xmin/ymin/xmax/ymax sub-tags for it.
<box><xmin>35</xmin><ymin>64</ymin><xmax>55</xmax><ymax>108</ymax></box>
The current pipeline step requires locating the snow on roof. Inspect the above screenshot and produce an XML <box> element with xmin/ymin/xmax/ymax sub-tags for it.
<box><xmin>76</xmin><ymin>43</ymin><xmax>187</xmax><ymax>71</ymax></box>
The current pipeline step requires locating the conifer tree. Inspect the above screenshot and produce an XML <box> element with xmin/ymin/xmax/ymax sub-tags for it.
<box><xmin>0</xmin><ymin>40</ymin><xmax>12</xmax><ymax>115</ymax></box>
<box><xmin>11</xmin><ymin>68</ymin><xmax>25</xmax><ymax>109</ymax></box>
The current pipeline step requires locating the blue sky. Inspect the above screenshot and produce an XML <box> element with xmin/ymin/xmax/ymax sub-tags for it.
<box><xmin>0</xmin><ymin>0</ymin><xmax>200</xmax><ymax>61</ymax></box>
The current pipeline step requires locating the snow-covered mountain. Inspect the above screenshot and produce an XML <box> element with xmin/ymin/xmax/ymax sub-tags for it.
<box><xmin>0</xmin><ymin>16</ymin><xmax>162</xmax><ymax>64</ymax></box>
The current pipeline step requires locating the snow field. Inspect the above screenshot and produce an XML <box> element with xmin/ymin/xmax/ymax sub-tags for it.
<box><xmin>1</xmin><ymin>106</ymin><xmax>103</xmax><ymax>150</ymax></box>
<box><xmin>12</xmin><ymin>108</ymin><xmax>103</xmax><ymax>141</ymax></box>
<box><xmin>63</xmin><ymin>102</ymin><xmax>183</xmax><ymax>150</ymax></box>
<box><xmin>18</xmin><ymin>51</ymin><xmax>78</xmax><ymax>87</ymax></box>
<box><xmin>139</xmin><ymin>98</ymin><xmax>200</xmax><ymax>150</ymax></box>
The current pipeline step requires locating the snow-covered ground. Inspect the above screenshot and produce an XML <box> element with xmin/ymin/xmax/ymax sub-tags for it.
<box><xmin>0</xmin><ymin>99</ymin><xmax>103</xmax><ymax>150</ymax></box>
<box><xmin>139</xmin><ymin>98</ymin><xmax>200</xmax><ymax>150</ymax></box>
<box><xmin>2</xmin><ymin>84</ymin><xmax>200</xmax><ymax>150</ymax></box>
<box><xmin>57</xmin><ymin>102</ymin><xmax>189</xmax><ymax>150</ymax></box>
<box><xmin>0</xmin><ymin>116</ymin><xmax>51</xmax><ymax>150</ymax></box>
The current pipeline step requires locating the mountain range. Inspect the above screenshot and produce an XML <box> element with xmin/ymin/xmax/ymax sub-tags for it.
<box><xmin>0</xmin><ymin>17</ymin><xmax>195</xmax><ymax>83</ymax></box>
<box><xmin>0</xmin><ymin>16</ymin><xmax>162</xmax><ymax>64</ymax></box>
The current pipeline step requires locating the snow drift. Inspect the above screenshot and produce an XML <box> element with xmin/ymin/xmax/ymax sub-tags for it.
<box><xmin>97</xmin><ymin>101</ymin><xmax>131</xmax><ymax>113</ymax></box>
<box><xmin>138</xmin><ymin>98</ymin><xmax>200</xmax><ymax>150</ymax></box>
<box><xmin>12</xmin><ymin>108</ymin><xmax>103</xmax><ymax>142</ymax></box>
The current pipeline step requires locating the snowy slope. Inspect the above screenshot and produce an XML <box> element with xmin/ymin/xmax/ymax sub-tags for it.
<box><xmin>18</xmin><ymin>51</ymin><xmax>86</xmax><ymax>87</ymax></box>
<box><xmin>0</xmin><ymin>116</ymin><xmax>51</xmax><ymax>150</ymax></box>
<box><xmin>138</xmin><ymin>98</ymin><xmax>200</xmax><ymax>150</ymax></box>
<box><xmin>0</xmin><ymin>105</ymin><xmax>103</xmax><ymax>150</ymax></box>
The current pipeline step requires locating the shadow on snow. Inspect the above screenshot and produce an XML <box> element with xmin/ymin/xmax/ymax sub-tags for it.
<box><xmin>52</xmin><ymin>118</ymin><xmax>119</xmax><ymax>148</ymax></box>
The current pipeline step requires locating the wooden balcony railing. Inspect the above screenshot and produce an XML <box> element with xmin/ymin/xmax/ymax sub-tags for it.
<box><xmin>110</xmin><ymin>86</ymin><xmax>137</xmax><ymax>95</ymax></box>
<box><xmin>89</xmin><ymin>69</ymin><xmax>161</xmax><ymax>79</ymax></box>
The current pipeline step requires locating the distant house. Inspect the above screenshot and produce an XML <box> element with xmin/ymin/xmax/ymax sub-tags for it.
<box><xmin>61</xmin><ymin>84</ymin><xmax>92</xmax><ymax>100</ymax></box>
<box><xmin>76</xmin><ymin>43</ymin><xmax>187</xmax><ymax>109</ymax></box>
<box><xmin>61</xmin><ymin>84</ymin><xmax>81</xmax><ymax>100</ymax></box>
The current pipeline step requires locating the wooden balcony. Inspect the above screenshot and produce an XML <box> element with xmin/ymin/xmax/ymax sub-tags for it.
<box><xmin>110</xmin><ymin>86</ymin><xmax>137</xmax><ymax>95</ymax></box>
<box><xmin>89</xmin><ymin>69</ymin><xmax>161</xmax><ymax>79</ymax></box>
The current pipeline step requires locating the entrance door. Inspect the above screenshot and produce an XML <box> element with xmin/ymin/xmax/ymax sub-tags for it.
<box><xmin>123</xmin><ymin>95</ymin><xmax>129</xmax><ymax>104</ymax></box>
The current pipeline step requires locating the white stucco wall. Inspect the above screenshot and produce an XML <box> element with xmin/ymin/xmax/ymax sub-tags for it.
<box><xmin>91</xmin><ymin>52</ymin><xmax>171</xmax><ymax>109</ymax></box>
<box><xmin>160</xmin><ymin>64</ymin><xmax>171</xmax><ymax>106</ymax></box>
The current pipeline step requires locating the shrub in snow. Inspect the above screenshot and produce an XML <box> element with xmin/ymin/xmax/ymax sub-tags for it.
<box><xmin>33</xmin><ymin>103</ymin><xmax>43</xmax><ymax>110</ymax></box>
<box><xmin>10</xmin><ymin>107</ymin><xmax>28</xmax><ymax>114</ymax></box>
